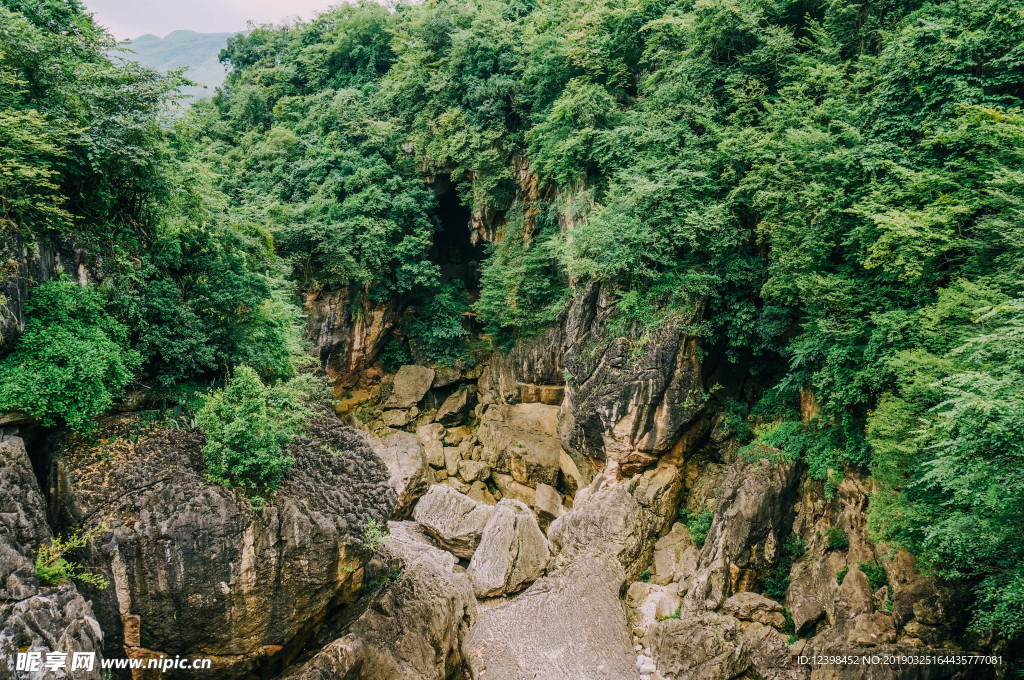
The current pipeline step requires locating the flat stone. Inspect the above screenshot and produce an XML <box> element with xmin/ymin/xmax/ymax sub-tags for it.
<box><xmin>533</xmin><ymin>482</ymin><xmax>563</xmax><ymax>528</ymax></box>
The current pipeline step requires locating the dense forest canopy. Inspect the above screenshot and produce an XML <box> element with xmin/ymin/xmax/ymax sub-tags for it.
<box><xmin>1</xmin><ymin>0</ymin><xmax>1023</xmax><ymax>638</ymax></box>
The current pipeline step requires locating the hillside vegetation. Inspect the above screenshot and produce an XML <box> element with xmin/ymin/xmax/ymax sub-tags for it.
<box><xmin>1</xmin><ymin>0</ymin><xmax>1023</xmax><ymax>638</ymax></box>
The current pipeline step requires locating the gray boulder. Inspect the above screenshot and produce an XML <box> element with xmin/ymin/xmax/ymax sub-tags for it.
<box><xmin>412</xmin><ymin>485</ymin><xmax>494</xmax><ymax>559</ymax></box>
<box><xmin>370</xmin><ymin>430</ymin><xmax>434</xmax><ymax>519</ymax></box>
<box><xmin>468</xmin><ymin>499</ymin><xmax>549</xmax><ymax>597</ymax></box>
<box><xmin>648</xmin><ymin>613</ymin><xmax>806</xmax><ymax>680</ymax></box>
<box><xmin>547</xmin><ymin>475</ymin><xmax>660</xmax><ymax>581</ymax></box>
<box><xmin>435</xmin><ymin>386</ymin><xmax>476</xmax><ymax>426</ymax></box>
<box><xmin>288</xmin><ymin>521</ymin><xmax>476</xmax><ymax>680</ymax></box>
<box><xmin>465</xmin><ymin>551</ymin><xmax>638</xmax><ymax>680</ymax></box>
<box><xmin>385</xmin><ymin>365</ymin><xmax>435</xmax><ymax>408</ymax></box>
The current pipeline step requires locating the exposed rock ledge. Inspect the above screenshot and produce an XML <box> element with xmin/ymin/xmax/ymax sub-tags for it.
<box><xmin>47</xmin><ymin>415</ymin><xmax>395</xmax><ymax>680</ymax></box>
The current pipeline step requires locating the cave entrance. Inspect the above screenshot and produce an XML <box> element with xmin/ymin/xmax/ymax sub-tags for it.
<box><xmin>430</xmin><ymin>174</ymin><xmax>486</xmax><ymax>293</ymax></box>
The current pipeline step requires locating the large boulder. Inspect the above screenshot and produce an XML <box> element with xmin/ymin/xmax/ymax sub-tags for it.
<box><xmin>287</xmin><ymin>522</ymin><xmax>476</xmax><ymax>680</ymax></box>
<box><xmin>435</xmin><ymin>386</ymin><xmax>476</xmax><ymax>426</ymax></box>
<box><xmin>648</xmin><ymin>613</ymin><xmax>806</xmax><ymax>680</ymax></box>
<box><xmin>467</xmin><ymin>499</ymin><xmax>549</xmax><ymax>597</ymax></box>
<box><xmin>477</xmin><ymin>403</ymin><xmax>565</xmax><ymax>488</ymax></box>
<box><xmin>0</xmin><ymin>437</ymin><xmax>104</xmax><ymax>680</ymax></box>
<box><xmin>412</xmin><ymin>485</ymin><xmax>494</xmax><ymax>559</ymax></box>
<box><xmin>547</xmin><ymin>470</ymin><xmax>677</xmax><ymax>581</ymax></box>
<box><xmin>370</xmin><ymin>430</ymin><xmax>434</xmax><ymax>519</ymax></box>
<box><xmin>385</xmin><ymin>365</ymin><xmax>436</xmax><ymax>408</ymax></box>
<box><xmin>465</xmin><ymin>551</ymin><xmax>638</xmax><ymax>680</ymax></box>
<box><xmin>48</xmin><ymin>416</ymin><xmax>396</xmax><ymax>680</ymax></box>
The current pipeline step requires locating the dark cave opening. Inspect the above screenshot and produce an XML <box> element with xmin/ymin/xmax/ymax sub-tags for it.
<box><xmin>430</xmin><ymin>174</ymin><xmax>486</xmax><ymax>293</ymax></box>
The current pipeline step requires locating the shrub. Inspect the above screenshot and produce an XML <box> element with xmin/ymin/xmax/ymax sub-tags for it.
<box><xmin>196</xmin><ymin>366</ymin><xmax>309</xmax><ymax>490</ymax></box>
<box><xmin>0</xmin><ymin>279</ymin><xmax>141</xmax><ymax>430</ymax></box>
<box><xmin>362</xmin><ymin>517</ymin><xmax>389</xmax><ymax>552</ymax></box>
<box><xmin>859</xmin><ymin>561</ymin><xmax>890</xmax><ymax>592</ymax></box>
<box><xmin>35</xmin><ymin>524</ymin><xmax>110</xmax><ymax>589</ymax></box>
<box><xmin>408</xmin><ymin>281</ymin><xmax>471</xmax><ymax>366</ymax></box>
<box><xmin>378</xmin><ymin>338</ymin><xmax>411</xmax><ymax>371</ymax></box>
<box><xmin>680</xmin><ymin>508</ymin><xmax>715</xmax><ymax>548</ymax></box>
<box><xmin>826</xmin><ymin>527</ymin><xmax>848</xmax><ymax>551</ymax></box>
<box><xmin>836</xmin><ymin>565</ymin><xmax>849</xmax><ymax>585</ymax></box>
<box><xmin>763</xmin><ymin>564</ymin><xmax>790</xmax><ymax>602</ymax></box>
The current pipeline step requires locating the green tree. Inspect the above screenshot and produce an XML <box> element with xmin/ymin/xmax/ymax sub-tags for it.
<box><xmin>0</xmin><ymin>279</ymin><xmax>141</xmax><ymax>430</ymax></box>
<box><xmin>196</xmin><ymin>366</ymin><xmax>309</xmax><ymax>490</ymax></box>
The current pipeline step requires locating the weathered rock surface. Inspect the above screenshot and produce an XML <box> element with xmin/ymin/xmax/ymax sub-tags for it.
<box><xmin>435</xmin><ymin>386</ymin><xmax>475</xmax><ymax>426</ymax></box>
<box><xmin>651</xmin><ymin>522</ymin><xmax>697</xmax><ymax>585</ymax></box>
<box><xmin>648</xmin><ymin>613</ymin><xmax>806</xmax><ymax>680</ymax></box>
<box><xmin>370</xmin><ymin>430</ymin><xmax>434</xmax><ymax>520</ymax></box>
<box><xmin>417</xmin><ymin>424</ymin><xmax>447</xmax><ymax>470</ymax></box>
<box><xmin>721</xmin><ymin>591</ymin><xmax>787</xmax><ymax>629</ymax></box>
<box><xmin>532</xmin><ymin>482</ymin><xmax>563</xmax><ymax>528</ymax></box>
<box><xmin>684</xmin><ymin>457</ymin><xmax>801</xmax><ymax>609</ymax></box>
<box><xmin>548</xmin><ymin>469</ymin><xmax>679</xmax><ymax>581</ymax></box>
<box><xmin>467</xmin><ymin>499</ymin><xmax>549</xmax><ymax>597</ymax></box>
<box><xmin>477</xmin><ymin>403</ymin><xmax>564</xmax><ymax>488</ymax></box>
<box><xmin>48</xmin><ymin>416</ymin><xmax>395</xmax><ymax>680</ymax></box>
<box><xmin>385</xmin><ymin>365</ymin><xmax>436</xmax><ymax>408</ymax></box>
<box><xmin>288</xmin><ymin>522</ymin><xmax>476</xmax><ymax>680</ymax></box>
<box><xmin>558</xmin><ymin>283</ymin><xmax>706</xmax><ymax>477</ymax></box>
<box><xmin>0</xmin><ymin>437</ymin><xmax>104</xmax><ymax>680</ymax></box>
<box><xmin>478</xmin><ymin>326</ymin><xmax>564</xmax><ymax>407</ymax></box>
<box><xmin>302</xmin><ymin>287</ymin><xmax>403</xmax><ymax>387</ymax></box>
<box><xmin>465</xmin><ymin>551</ymin><xmax>638</xmax><ymax>680</ymax></box>
<box><xmin>412</xmin><ymin>485</ymin><xmax>494</xmax><ymax>559</ymax></box>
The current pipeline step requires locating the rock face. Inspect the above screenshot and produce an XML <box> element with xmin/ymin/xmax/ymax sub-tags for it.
<box><xmin>302</xmin><ymin>287</ymin><xmax>403</xmax><ymax>387</ymax></box>
<box><xmin>370</xmin><ymin>430</ymin><xmax>434</xmax><ymax>519</ymax></box>
<box><xmin>684</xmin><ymin>457</ymin><xmax>801</xmax><ymax>610</ymax></box>
<box><xmin>48</xmin><ymin>417</ymin><xmax>396</xmax><ymax>680</ymax></box>
<box><xmin>385</xmin><ymin>365</ymin><xmax>436</xmax><ymax>408</ymax></box>
<box><xmin>465</xmin><ymin>551</ymin><xmax>638</xmax><ymax>680</ymax></box>
<box><xmin>412</xmin><ymin>485</ymin><xmax>494</xmax><ymax>559</ymax></box>
<box><xmin>478</xmin><ymin>403</ymin><xmax>566</xmax><ymax>488</ymax></box>
<box><xmin>288</xmin><ymin>522</ymin><xmax>476</xmax><ymax>680</ymax></box>
<box><xmin>0</xmin><ymin>437</ymin><xmax>104</xmax><ymax>680</ymax></box>
<box><xmin>478</xmin><ymin>326</ymin><xmax>565</xmax><ymax>406</ymax></box>
<box><xmin>548</xmin><ymin>467</ymin><xmax>681</xmax><ymax>581</ymax></box>
<box><xmin>558</xmin><ymin>283</ymin><xmax>706</xmax><ymax>477</ymax></box>
<box><xmin>467</xmin><ymin>499</ymin><xmax>549</xmax><ymax>597</ymax></box>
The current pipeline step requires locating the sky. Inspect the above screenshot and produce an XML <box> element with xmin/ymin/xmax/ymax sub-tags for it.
<box><xmin>83</xmin><ymin>0</ymin><xmax>340</xmax><ymax>40</ymax></box>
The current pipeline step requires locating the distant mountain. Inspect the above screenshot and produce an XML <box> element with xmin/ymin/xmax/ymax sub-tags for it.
<box><xmin>112</xmin><ymin>30</ymin><xmax>239</xmax><ymax>103</ymax></box>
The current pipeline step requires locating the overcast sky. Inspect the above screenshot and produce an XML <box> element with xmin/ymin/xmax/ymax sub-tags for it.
<box><xmin>84</xmin><ymin>0</ymin><xmax>340</xmax><ymax>40</ymax></box>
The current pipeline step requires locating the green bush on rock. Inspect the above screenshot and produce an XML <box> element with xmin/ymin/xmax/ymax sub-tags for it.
<box><xmin>196</xmin><ymin>365</ymin><xmax>311</xmax><ymax>490</ymax></box>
